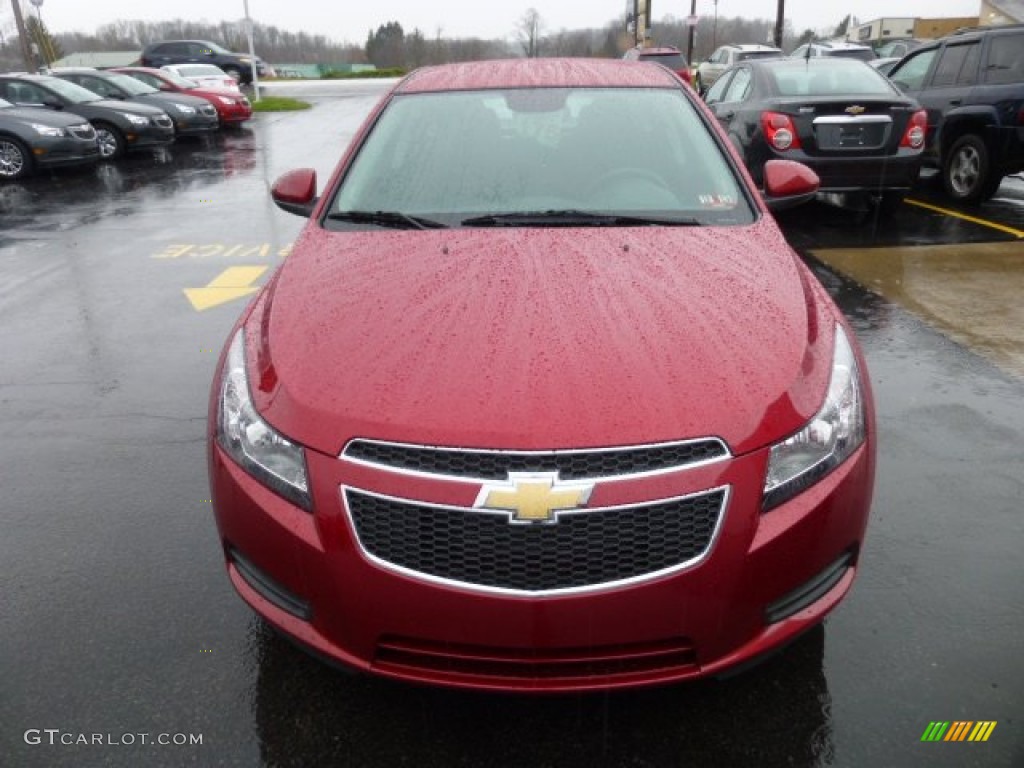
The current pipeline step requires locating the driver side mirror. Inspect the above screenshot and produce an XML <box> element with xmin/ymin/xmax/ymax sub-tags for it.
<box><xmin>763</xmin><ymin>159</ymin><xmax>819</xmax><ymax>211</ymax></box>
<box><xmin>271</xmin><ymin>168</ymin><xmax>318</xmax><ymax>218</ymax></box>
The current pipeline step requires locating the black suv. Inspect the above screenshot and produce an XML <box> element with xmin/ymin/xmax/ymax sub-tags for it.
<box><xmin>887</xmin><ymin>24</ymin><xmax>1024</xmax><ymax>203</ymax></box>
<box><xmin>0</xmin><ymin>74</ymin><xmax>174</xmax><ymax>159</ymax></box>
<box><xmin>141</xmin><ymin>40</ymin><xmax>266</xmax><ymax>84</ymax></box>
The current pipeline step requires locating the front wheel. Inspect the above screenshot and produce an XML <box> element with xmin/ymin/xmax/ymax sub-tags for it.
<box><xmin>93</xmin><ymin>122</ymin><xmax>125</xmax><ymax>160</ymax></box>
<box><xmin>0</xmin><ymin>136</ymin><xmax>32</xmax><ymax>180</ymax></box>
<box><xmin>942</xmin><ymin>134</ymin><xmax>1000</xmax><ymax>204</ymax></box>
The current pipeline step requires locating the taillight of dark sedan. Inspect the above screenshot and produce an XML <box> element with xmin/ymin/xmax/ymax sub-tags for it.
<box><xmin>208</xmin><ymin>58</ymin><xmax>875</xmax><ymax>693</ymax></box>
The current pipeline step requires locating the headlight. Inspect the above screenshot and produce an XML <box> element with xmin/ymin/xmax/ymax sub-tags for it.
<box><xmin>217</xmin><ymin>96</ymin><xmax>235</xmax><ymax>105</ymax></box>
<box><xmin>122</xmin><ymin>113</ymin><xmax>150</xmax><ymax>126</ymax></box>
<box><xmin>763</xmin><ymin>325</ymin><xmax>866</xmax><ymax>511</ymax></box>
<box><xmin>30</xmin><ymin>122</ymin><xmax>65</xmax><ymax>137</ymax></box>
<box><xmin>173</xmin><ymin>103</ymin><xmax>196</xmax><ymax>114</ymax></box>
<box><xmin>216</xmin><ymin>329</ymin><xmax>311</xmax><ymax>510</ymax></box>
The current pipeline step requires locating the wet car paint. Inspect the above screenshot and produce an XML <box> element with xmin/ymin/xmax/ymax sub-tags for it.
<box><xmin>0</xmin><ymin>81</ymin><xmax>1020</xmax><ymax>765</ymax></box>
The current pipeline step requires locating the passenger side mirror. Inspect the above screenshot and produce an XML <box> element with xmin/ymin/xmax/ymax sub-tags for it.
<box><xmin>271</xmin><ymin>168</ymin><xmax>318</xmax><ymax>218</ymax></box>
<box><xmin>763</xmin><ymin>159</ymin><xmax>819</xmax><ymax>211</ymax></box>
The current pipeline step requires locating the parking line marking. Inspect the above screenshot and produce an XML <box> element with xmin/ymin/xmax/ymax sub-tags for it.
<box><xmin>905</xmin><ymin>198</ymin><xmax>1024</xmax><ymax>238</ymax></box>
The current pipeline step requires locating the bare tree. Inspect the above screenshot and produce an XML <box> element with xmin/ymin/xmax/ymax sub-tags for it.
<box><xmin>516</xmin><ymin>8</ymin><xmax>544</xmax><ymax>58</ymax></box>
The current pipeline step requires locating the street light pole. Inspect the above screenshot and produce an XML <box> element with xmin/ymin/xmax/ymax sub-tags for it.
<box><xmin>713</xmin><ymin>0</ymin><xmax>718</xmax><ymax>50</ymax></box>
<box><xmin>242</xmin><ymin>0</ymin><xmax>260</xmax><ymax>101</ymax></box>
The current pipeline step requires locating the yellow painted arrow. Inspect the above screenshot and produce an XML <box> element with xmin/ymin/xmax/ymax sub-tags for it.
<box><xmin>184</xmin><ymin>266</ymin><xmax>269</xmax><ymax>312</ymax></box>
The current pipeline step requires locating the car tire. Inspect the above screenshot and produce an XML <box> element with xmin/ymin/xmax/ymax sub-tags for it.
<box><xmin>0</xmin><ymin>135</ymin><xmax>32</xmax><ymax>180</ymax></box>
<box><xmin>93</xmin><ymin>122</ymin><xmax>125</xmax><ymax>160</ymax></box>
<box><xmin>942</xmin><ymin>133</ymin><xmax>998</xmax><ymax>204</ymax></box>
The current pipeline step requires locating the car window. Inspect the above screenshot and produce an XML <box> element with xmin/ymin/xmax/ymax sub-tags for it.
<box><xmin>703</xmin><ymin>71</ymin><xmax>733</xmax><ymax>103</ymax></box>
<box><xmin>638</xmin><ymin>53</ymin><xmax>686</xmax><ymax>71</ymax></box>
<box><xmin>74</xmin><ymin>75</ymin><xmax>117</xmax><ymax>97</ymax></box>
<box><xmin>39</xmin><ymin>78</ymin><xmax>102</xmax><ymax>104</ymax></box>
<box><xmin>723</xmin><ymin>68</ymin><xmax>752</xmax><ymax>102</ymax></box>
<box><xmin>156</xmin><ymin>42</ymin><xmax>188</xmax><ymax>55</ymax></box>
<box><xmin>984</xmin><ymin>33</ymin><xmax>1024</xmax><ymax>85</ymax></box>
<box><xmin>1</xmin><ymin>81</ymin><xmax>47</xmax><ymax>104</ymax></box>
<box><xmin>771</xmin><ymin>62</ymin><xmax>893</xmax><ymax>96</ymax></box>
<box><xmin>131</xmin><ymin>72</ymin><xmax>163</xmax><ymax>89</ymax></box>
<box><xmin>889</xmin><ymin>48</ymin><xmax>937</xmax><ymax>90</ymax></box>
<box><xmin>108</xmin><ymin>73</ymin><xmax>157</xmax><ymax>95</ymax></box>
<box><xmin>330</xmin><ymin>88</ymin><xmax>753</xmax><ymax>226</ymax></box>
<box><xmin>932</xmin><ymin>43</ymin><xmax>979</xmax><ymax>87</ymax></box>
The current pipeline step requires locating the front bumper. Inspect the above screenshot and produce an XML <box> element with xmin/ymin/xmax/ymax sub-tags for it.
<box><xmin>124</xmin><ymin>117</ymin><xmax>175</xmax><ymax>151</ymax></box>
<box><xmin>210</xmin><ymin>432</ymin><xmax>874</xmax><ymax>693</ymax></box>
<box><xmin>32</xmin><ymin>133</ymin><xmax>100</xmax><ymax>170</ymax></box>
<box><xmin>170</xmin><ymin>109</ymin><xmax>220</xmax><ymax>136</ymax></box>
<box><xmin>213</xmin><ymin>99</ymin><xmax>252</xmax><ymax>125</ymax></box>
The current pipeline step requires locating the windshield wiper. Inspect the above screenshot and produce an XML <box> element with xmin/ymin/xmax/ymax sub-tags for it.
<box><xmin>326</xmin><ymin>210</ymin><xmax>448</xmax><ymax>230</ymax></box>
<box><xmin>461</xmin><ymin>209</ymin><xmax>701</xmax><ymax>227</ymax></box>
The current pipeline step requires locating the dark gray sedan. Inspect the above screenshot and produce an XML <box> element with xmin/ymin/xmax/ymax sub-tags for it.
<box><xmin>0</xmin><ymin>96</ymin><xmax>99</xmax><ymax>180</ymax></box>
<box><xmin>50</xmin><ymin>68</ymin><xmax>219</xmax><ymax>137</ymax></box>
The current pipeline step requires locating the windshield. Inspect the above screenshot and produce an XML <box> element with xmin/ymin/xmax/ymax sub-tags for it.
<box><xmin>41</xmin><ymin>77</ymin><xmax>101</xmax><ymax>104</ymax></box>
<box><xmin>639</xmin><ymin>53</ymin><xmax>686</xmax><ymax>71</ymax></box>
<box><xmin>770</xmin><ymin>60</ymin><xmax>895</xmax><ymax>96</ymax></box>
<box><xmin>828</xmin><ymin>48</ymin><xmax>876</xmax><ymax>62</ymax></box>
<box><xmin>107</xmin><ymin>73</ymin><xmax>157</xmax><ymax>95</ymax></box>
<box><xmin>737</xmin><ymin>51</ymin><xmax>781</xmax><ymax>61</ymax></box>
<box><xmin>329</xmin><ymin>87</ymin><xmax>753</xmax><ymax>228</ymax></box>
<box><xmin>159</xmin><ymin>69</ymin><xmax>200</xmax><ymax>89</ymax></box>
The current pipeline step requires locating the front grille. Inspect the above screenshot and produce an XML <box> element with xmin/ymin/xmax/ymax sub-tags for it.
<box><xmin>343</xmin><ymin>438</ymin><xmax>728</xmax><ymax>480</ymax></box>
<box><xmin>69</xmin><ymin>124</ymin><xmax>95</xmax><ymax>140</ymax></box>
<box><xmin>375</xmin><ymin>635</ymin><xmax>698</xmax><ymax>683</ymax></box>
<box><xmin>345</xmin><ymin>487</ymin><xmax>726</xmax><ymax>593</ymax></box>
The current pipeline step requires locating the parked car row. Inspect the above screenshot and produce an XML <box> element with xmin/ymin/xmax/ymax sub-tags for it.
<box><xmin>0</xmin><ymin>68</ymin><xmax>252</xmax><ymax>179</ymax></box>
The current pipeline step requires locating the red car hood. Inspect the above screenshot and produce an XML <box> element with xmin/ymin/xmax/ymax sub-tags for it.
<box><xmin>250</xmin><ymin>219</ymin><xmax>834</xmax><ymax>457</ymax></box>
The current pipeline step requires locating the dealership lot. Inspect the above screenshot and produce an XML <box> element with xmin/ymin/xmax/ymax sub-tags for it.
<box><xmin>1</xmin><ymin>80</ymin><xmax>1021</xmax><ymax>766</ymax></box>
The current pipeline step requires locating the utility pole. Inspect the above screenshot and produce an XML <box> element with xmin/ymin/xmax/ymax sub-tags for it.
<box><xmin>773</xmin><ymin>0</ymin><xmax>785</xmax><ymax>49</ymax></box>
<box><xmin>686</xmin><ymin>0</ymin><xmax>696</xmax><ymax>65</ymax></box>
<box><xmin>10</xmin><ymin>0</ymin><xmax>36</xmax><ymax>71</ymax></box>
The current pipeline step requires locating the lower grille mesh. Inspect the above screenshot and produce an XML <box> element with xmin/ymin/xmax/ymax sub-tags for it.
<box><xmin>346</xmin><ymin>488</ymin><xmax>725</xmax><ymax>593</ymax></box>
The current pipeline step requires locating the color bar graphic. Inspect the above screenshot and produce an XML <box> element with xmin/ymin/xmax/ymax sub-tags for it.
<box><xmin>921</xmin><ymin>721</ymin><xmax>996</xmax><ymax>742</ymax></box>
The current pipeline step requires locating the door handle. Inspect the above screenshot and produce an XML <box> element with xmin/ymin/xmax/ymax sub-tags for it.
<box><xmin>949</xmin><ymin>99</ymin><xmax>962</xmax><ymax>106</ymax></box>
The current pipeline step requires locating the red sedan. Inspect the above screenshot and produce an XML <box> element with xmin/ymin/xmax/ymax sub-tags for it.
<box><xmin>111</xmin><ymin>66</ymin><xmax>252</xmax><ymax>126</ymax></box>
<box><xmin>209</xmin><ymin>58</ymin><xmax>875</xmax><ymax>692</ymax></box>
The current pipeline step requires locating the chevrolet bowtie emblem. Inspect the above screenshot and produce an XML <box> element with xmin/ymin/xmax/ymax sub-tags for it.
<box><xmin>475</xmin><ymin>472</ymin><xmax>594</xmax><ymax>524</ymax></box>
<box><xmin>845</xmin><ymin>105</ymin><xmax>866</xmax><ymax>115</ymax></box>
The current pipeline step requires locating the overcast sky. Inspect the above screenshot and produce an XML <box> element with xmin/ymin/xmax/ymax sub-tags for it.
<box><xmin>32</xmin><ymin>1</ymin><xmax>986</xmax><ymax>44</ymax></box>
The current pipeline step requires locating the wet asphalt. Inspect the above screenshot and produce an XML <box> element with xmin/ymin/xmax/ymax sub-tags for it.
<box><xmin>1</xmin><ymin>80</ymin><xmax>1021</xmax><ymax>767</ymax></box>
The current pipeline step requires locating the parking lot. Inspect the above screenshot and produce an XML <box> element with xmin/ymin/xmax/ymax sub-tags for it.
<box><xmin>1</xmin><ymin>79</ymin><xmax>1021</xmax><ymax>767</ymax></box>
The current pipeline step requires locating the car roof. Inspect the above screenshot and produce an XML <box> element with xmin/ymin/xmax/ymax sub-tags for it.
<box><xmin>396</xmin><ymin>58</ymin><xmax>679</xmax><ymax>94</ymax></box>
<box><xmin>727</xmin><ymin>44</ymin><xmax>782</xmax><ymax>52</ymax></box>
<box><xmin>813</xmin><ymin>41</ymin><xmax>872</xmax><ymax>50</ymax></box>
<box><xmin>634</xmin><ymin>46</ymin><xmax>682</xmax><ymax>55</ymax></box>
